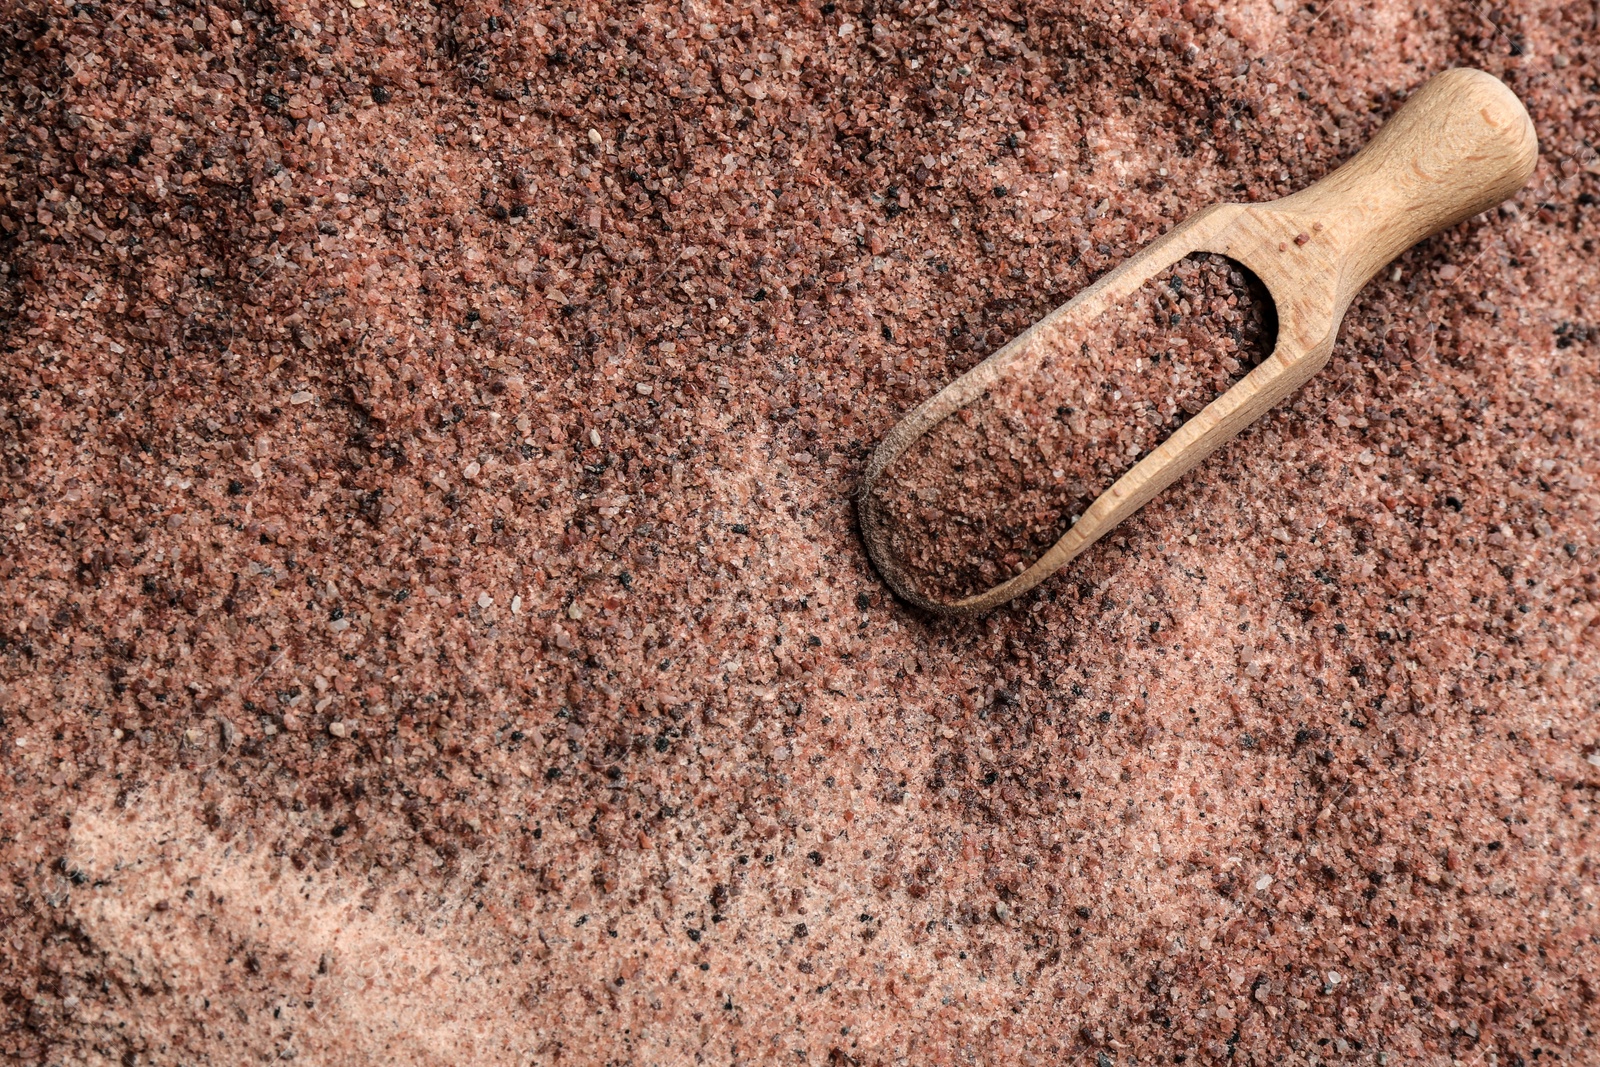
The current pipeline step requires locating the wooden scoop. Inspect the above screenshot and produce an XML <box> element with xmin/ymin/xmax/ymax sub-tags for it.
<box><xmin>859</xmin><ymin>67</ymin><xmax>1538</xmax><ymax>616</ymax></box>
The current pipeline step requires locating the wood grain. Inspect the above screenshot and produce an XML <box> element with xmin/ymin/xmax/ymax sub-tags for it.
<box><xmin>859</xmin><ymin>68</ymin><xmax>1538</xmax><ymax>615</ymax></box>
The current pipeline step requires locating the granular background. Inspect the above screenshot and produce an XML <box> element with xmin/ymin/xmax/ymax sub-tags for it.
<box><xmin>2</xmin><ymin>1</ymin><xmax>1598</xmax><ymax>1064</ymax></box>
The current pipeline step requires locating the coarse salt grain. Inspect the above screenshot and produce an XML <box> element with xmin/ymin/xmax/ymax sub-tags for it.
<box><xmin>477</xmin><ymin>593</ymin><xmax>493</xmax><ymax>608</ymax></box>
<box><xmin>290</xmin><ymin>391</ymin><xmax>313</xmax><ymax>405</ymax></box>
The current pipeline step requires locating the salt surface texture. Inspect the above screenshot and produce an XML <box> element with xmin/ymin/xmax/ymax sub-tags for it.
<box><xmin>2</xmin><ymin>2</ymin><xmax>1597</xmax><ymax>1064</ymax></box>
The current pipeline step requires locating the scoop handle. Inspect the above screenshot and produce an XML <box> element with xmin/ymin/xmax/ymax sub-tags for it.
<box><xmin>1278</xmin><ymin>67</ymin><xmax>1538</xmax><ymax>304</ymax></box>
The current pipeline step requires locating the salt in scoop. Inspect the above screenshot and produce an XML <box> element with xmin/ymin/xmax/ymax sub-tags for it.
<box><xmin>859</xmin><ymin>68</ymin><xmax>1538</xmax><ymax>615</ymax></box>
